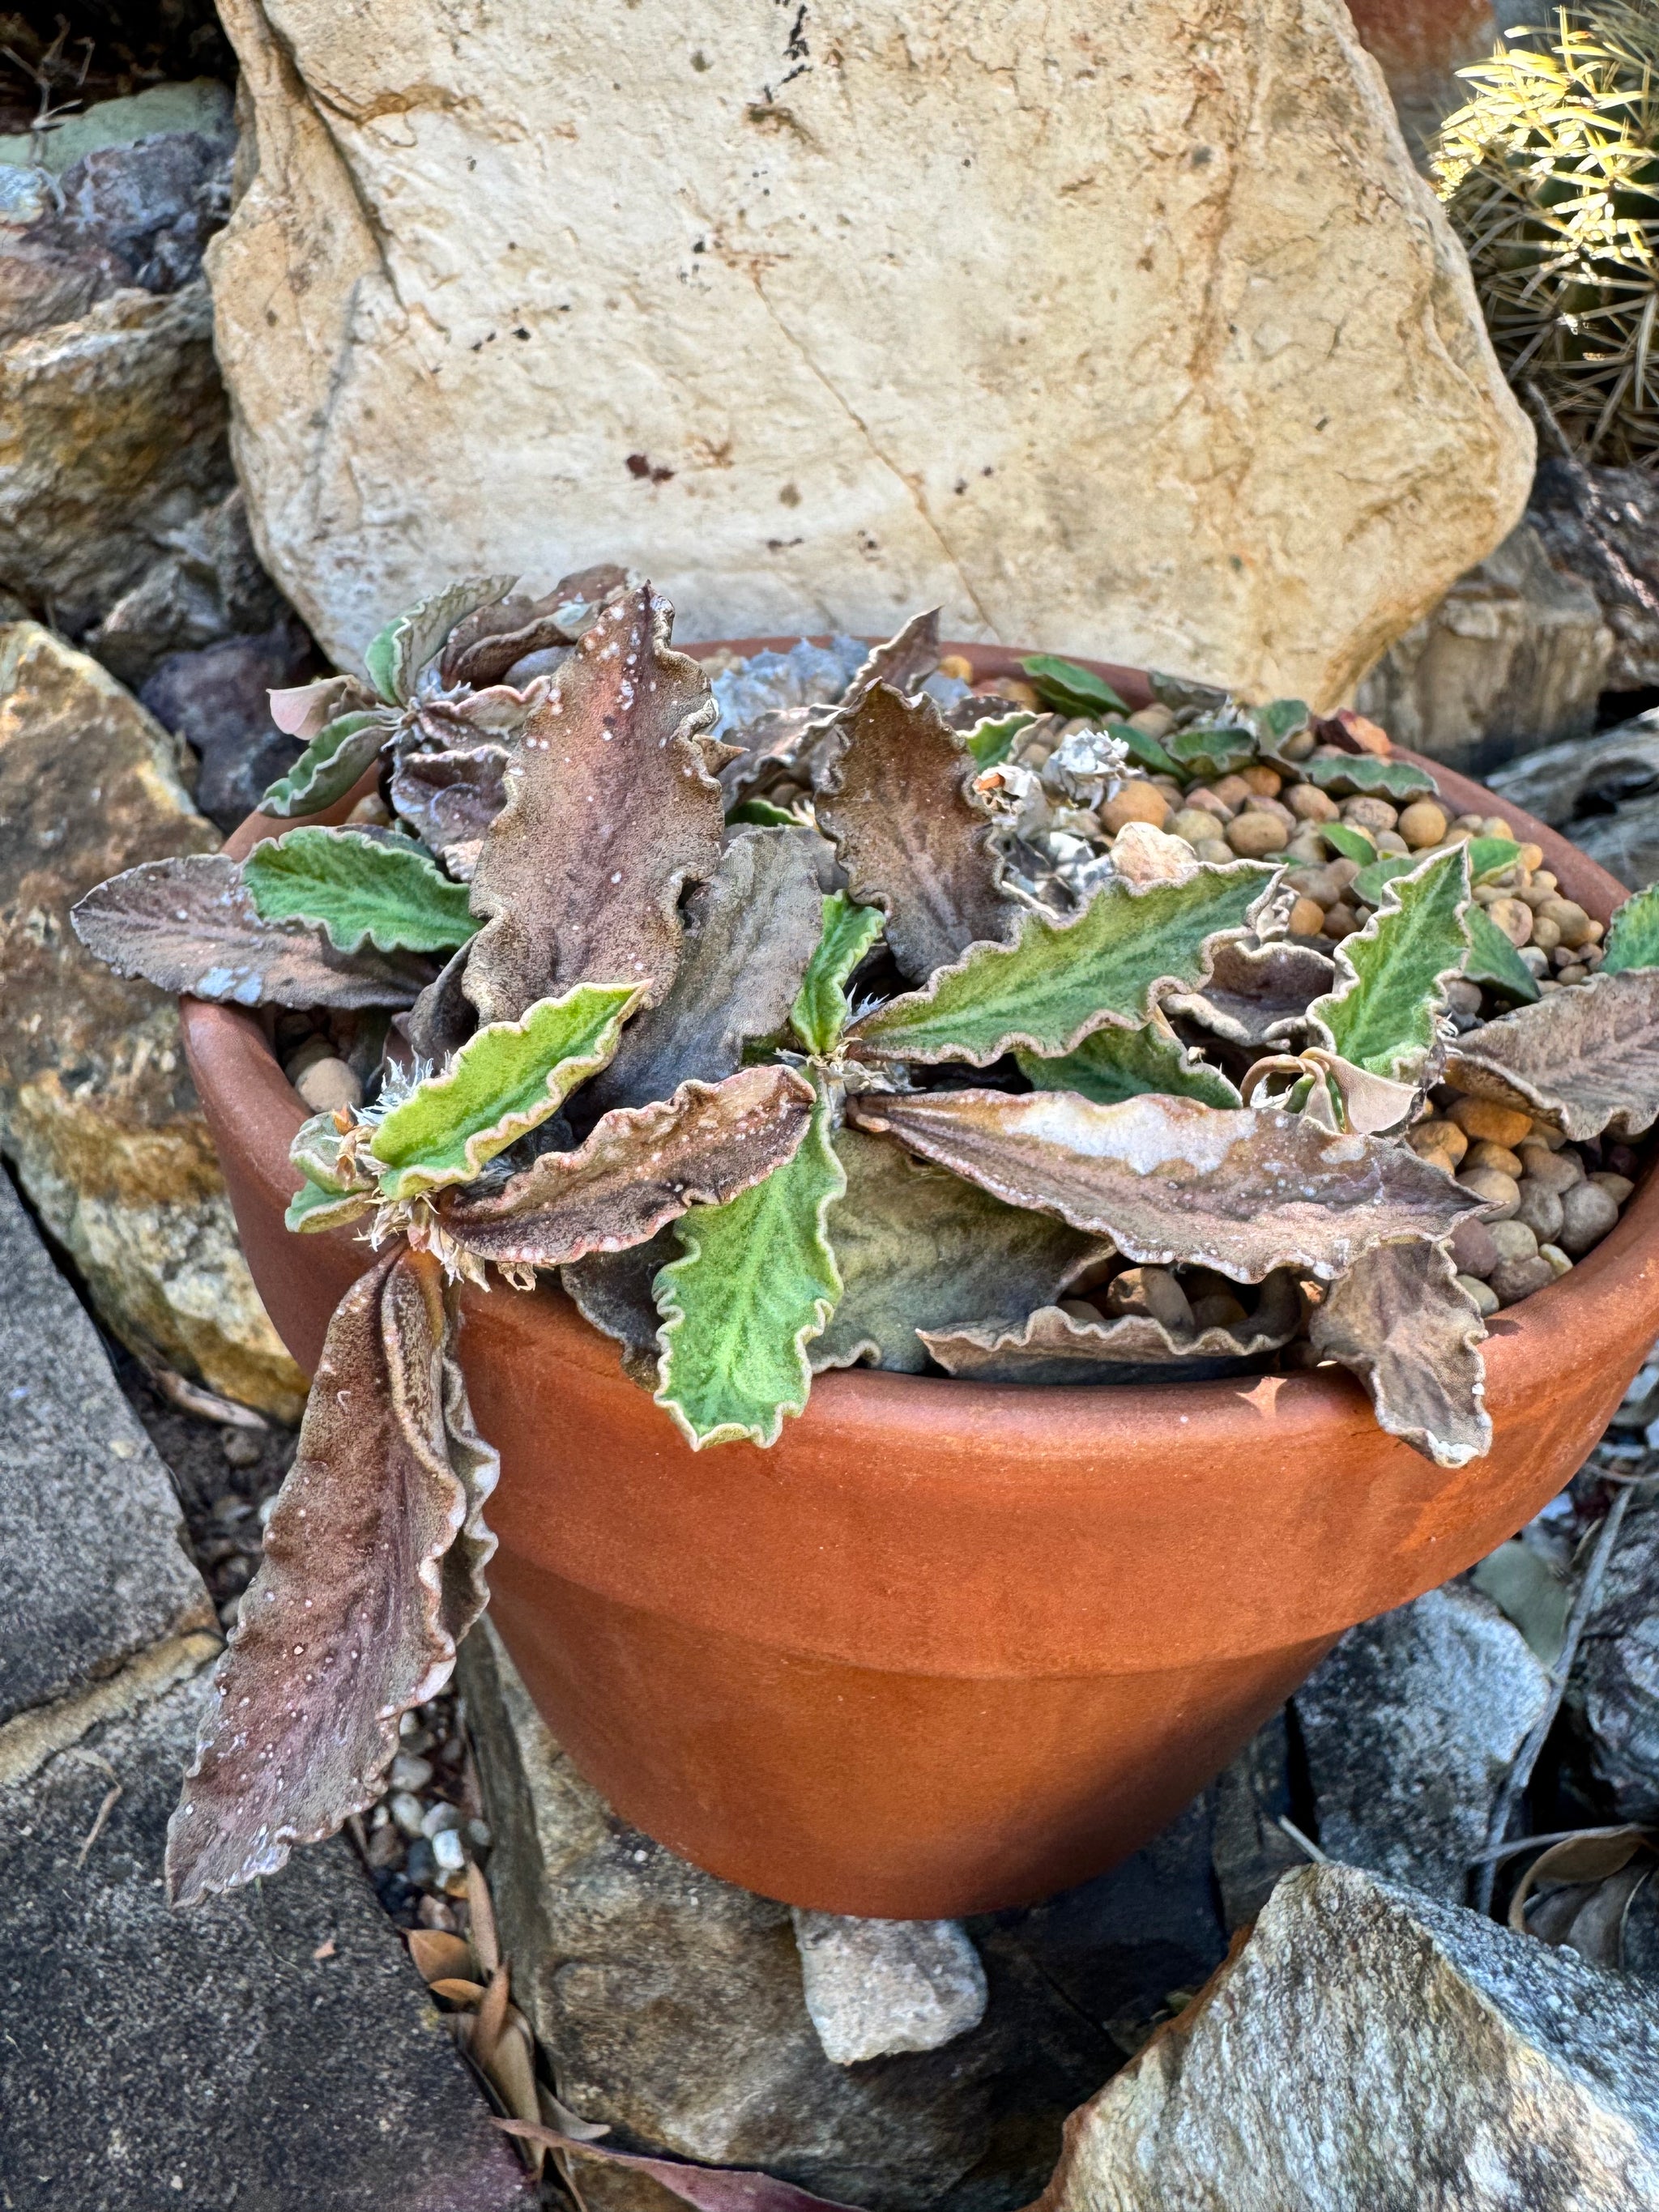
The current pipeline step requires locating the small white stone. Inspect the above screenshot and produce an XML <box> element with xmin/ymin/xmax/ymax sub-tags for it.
<box><xmin>791</xmin><ymin>1910</ymin><xmax>987</xmax><ymax>2065</ymax></box>
<box><xmin>294</xmin><ymin>1056</ymin><xmax>363</xmax><ymax>1113</ymax></box>
<box><xmin>431</xmin><ymin>1826</ymin><xmax>467</xmax><ymax>1873</ymax></box>
<box><xmin>388</xmin><ymin>1792</ymin><xmax>425</xmax><ymax>1839</ymax></box>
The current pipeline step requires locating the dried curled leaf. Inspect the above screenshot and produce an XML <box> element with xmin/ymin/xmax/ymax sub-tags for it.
<box><xmin>582</xmin><ymin>828</ymin><xmax>825</xmax><ymax>1116</ymax></box>
<box><xmin>1445</xmin><ymin>969</ymin><xmax>1659</xmax><ymax>1140</ymax></box>
<box><xmin>653</xmin><ymin>1084</ymin><xmax>844</xmax><ymax>1448</ymax></box>
<box><xmin>242</xmin><ymin>828</ymin><xmax>477</xmax><ymax>955</ymax></box>
<box><xmin>847</xmin><ymin>1089</ymin><xmax>1482</xmax><ymax>1281</ymax></box>
<box><xmin>1017</xmin><ymin>1013</ymin><xmax>1242</xmax><ymax>1109</ymax></box>
<box><xmin>846</xmin><ymin>865</ymin><xmax>1274</xmax><ymax>1067</ymax></box>
<box><xmin>268</xmin><ymin>673</ymin><xmax>377</xmax><ymax>744</ymax></box>
<box><xmin>815</xmin><ymin>684</ymin><xmax>1020</xmax><ymax>982</ymax></box>
<box><xmin>562</xmin><ymin>1226</ymin><xmax>677</xmax><ymax>1388</ymax></box>
<box><xmin>439</xmin><ymin>586</ymin><xmax>582</xmax><ymax>690</ymax></box>
<box><xmin>1241</xmin><ymin>1048</ymin><xmax>1419</xmax><ymax>1136</ymax></box>
<box><xmin>402</xmin><ymin>943</ymin><xmax>478</xmax><ymax>1066</ymax></box>
<box><xmin>70</xmin><ymin>854</ymin><xmax>433</xmax><ymax>1009</ymax></box>
<box><xmin>1162</xmin><ymin>938</ymin><xmax>1336</xmax><ymax>1048</ymax></box>
<box><xmin>364</xmin><ymin>576</ymin><xmax>518</xmax><ymax>705</ymax></box>
<box><xmin>259</xmin><ymin>710</ymin><xmax>395</xmax><ymax>820</ymax></box>
<box><xmin>1309</xmin><ymin>1237</ymin><xmax>1491</xmax><ymax>1468</ymax></box>
<box><xmin>787</xmin><ymin>609</ymin><xmax>945</xmax><ymax>791</ymax></box>
<box><xmin>1307</xmin><ymin>846</ymin><xmax>1471</xmax><ymax>1084</ymax></box>
<box><xmin>389</xmin><ymin>746</ymin><xmax>509</xmax><ymax>880</ymax></box>
<box><xmin>790</xmin><ymin>892</ymin><xmax>886</xmax><ymax>1059</ymax></box>
<box><xmin>1602</xmin><ymin>884</ymin><xmax>1659</xmax><ymax>975</ymax></box>
<box><xmin>812</xmin><ymin>1127</ymin><xmax>1107</xmax><ymax>1373</ymax></box>
<box><xmin>463</xmin><ymin>586</ymin><xmax>722</xmax><ymax>1025</ymax></box>
<box><xmin>166</xmin><ymin>1247</ymin><xmax>497</xmax><ymax>1905</ymax></box>
<box><xmin>921</xmin><ymin>1270</ymin><xmax>1303</xmax><ymax>1383</ymax></box>
<box><xmin>368</xmin><ymin>983</ymin><xmax>638</xmax><ymax>1200</ymax></box>
<box><xmin>442</xmin><ymin>1067</ymin><xmax>816</xmax><ymax>1273</ymax></box>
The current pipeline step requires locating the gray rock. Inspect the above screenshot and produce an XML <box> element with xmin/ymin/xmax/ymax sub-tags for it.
<box><xmin>1486</xmin><ymin>704</ymin><xmax>1659</xmax><ymax>829</ymax></box>
<box><xmin>1294</xmin><ymin>1583</ymin><xmax>1550</xmax><ymax>1903</ymax></box>
<box><xmin>1529</xmin><ymin>453</ymin><xmax>1659</xmax><ymax>693</ymax></box>
<box><xmin>92</xmin><ymin>486</ymin><xmax>294</xmax><ymax>690</ymax></box>
<box><xmin>1354</xmin><ymin>520</ymin><xmax>1611</xmax><ymax>778</ymax></box>
<box><xmin>1038</xmin><ymin>1863</ymin><xmax>1659</xmax><ymax>2211</ymax></box>
<box><xmin>0</xmin><ymin>1170</ymin><xmax>212</xmax><ymax>1728</ymax></box>
<box><xmin>1567</xmin><ymin>1498</ymin><xmax>1659</xmax><ymax>1824</ymax></box>
<box><xmin>792</xmin><ymin>1912</ymin><xmax>987</xmax><ymax>2065</ymax></box>
<box><xmin>140</xmin><ymin>621</ymin><xmax>313</xmax><ymax>829</ymax></box>
<box><xmin>1209</xmin><ymin>1711</ymin><xmax>1304</xmax><ymax>1932</ymax></box>
<box><xmin>0</xmin><ymin>1664</ymin><xmax>527</xmax><ymax>2212</ymax></box>
<box><xmin>1564</xmin><ymin>799</ymin><xmax>1659</xmax><ymax>894</ymax></box>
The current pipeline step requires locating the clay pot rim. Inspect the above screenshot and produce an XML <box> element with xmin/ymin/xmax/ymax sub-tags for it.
<box><xmin>197</xmin><ymin>637</ymin><xmax>1649</xmax><ymax>1438</ymax></box>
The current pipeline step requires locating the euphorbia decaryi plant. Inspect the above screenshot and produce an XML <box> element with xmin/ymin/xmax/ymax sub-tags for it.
<box><xmin>75</xmin><ymin>575</ymin><xmax>1659</xmax><ymax>1903</ymax></box>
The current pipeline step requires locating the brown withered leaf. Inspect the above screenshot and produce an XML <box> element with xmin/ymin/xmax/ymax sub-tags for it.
<box><xmin>390</xmin><ymin>745</ymin><xmax>508</xmax><ymax>879</ymax></box>
<box><xmin>1445</xmin><ymin>970</ymin><xmax>1659</xmax><ymax>1140</ymax></box>
<box><xmin>1509</xmin><ymin>1828</ymin><xmax>1655</xmax><ymax>1959</ymax></box>
<box><xmin>1164</xmin><ymin>938</ymin><xmax>1336</xmax><ymax>1048</ymax></box>
<box><xmin>463</xmin><ymin>586</ymin><xmax>722</xmax><ymax>1025</ymax></box>
<box><xmin>1309</xmin><ymin>1237</ymin><xmax>1491</xmax><ymax>1468</ymax></box>
<box><xmin>165</xmin><ymin>1246</ymin><xmax>496</xmax><ymax>1905</ymax></box>
<box><xmin>846</xmin><ymin>1089</ymin><xmax>1482</xmax><ymax>1281</ymax></box>
<box><xmin>815</xmin><ymin>685</ymin><xmax>1021</xmax><ymax>982</ymax></box>
<box><xmin>438</xmin><ymin>1298</ymin><xmax>500</xmax><ymax>1642</ymax></box>
<box><xmin>70</xmin><ymin>854</ymin><xmax>433</xmax><ymax>1010</ymax></box>
<box><xmin>270</xmin><ymin>672</ymin><xmax>378</xmax><ymax>743</ymax></box>
<box><xmin>812</xmin><ymin>1128</ymin><xmax>1107</xmax><ymax>1374</ymax></box>
<box><xmin>441</xmin><ymin>593</ymin><xmax>575</xmax><ymax>691</ymax></box>
<box><xmin>561</xmin><ymin>1225</ymin><xmax>678</xmax><ymax>1387</ymax></box>
<box><xmin>400</xmin><ymin>942</ymin><xmax>478</xmax><ymax>1064</ymax></box>
<box><xmin>444</xmin><ymin>1067</ymin><xmax>815</xmax><ymax>1273</ymax></box>
<box><xmin>794</xmin><ymin>607</ymin><xmax>944</xmax><ymax>790</ymax></box>
<box><xmin>921</xmin><ymin>1270</ymin><xmax>1303</xmax><ymax>1383</ymax></box>
<box><xmin>582</xmin><ymin>828</ymin><xmax>826</xmax><ymax>1116</ymax></box>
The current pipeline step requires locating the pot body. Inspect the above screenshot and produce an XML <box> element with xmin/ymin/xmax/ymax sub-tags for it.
<box><xmin>186</xmin><ymin>645</ymin><xmax>1659</xmax><ymax>1916</ymax></box>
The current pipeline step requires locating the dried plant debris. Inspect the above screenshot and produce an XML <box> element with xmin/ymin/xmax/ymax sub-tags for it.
<box><xmin>70</xmin><ymin>584</ymin><xmax>1659</xmax><ymax>1907</ymax></box>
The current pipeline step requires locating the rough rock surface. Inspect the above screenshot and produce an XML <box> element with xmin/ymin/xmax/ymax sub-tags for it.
<box><xmin>1</xmin><ymin>1665</ymin><xmax>528</xmax><ymax>2212</ymax></box>
<box><xmin>459</xmin><ymin>1618</ymin><xmax>1224</xmax><ymax>2212</ymax></box>
<box><xmin>210</xmin><ymin>0</ymin><xmax>1529</xmax><ymax>705</ymax></box>
<box><xmin>141</xmin><ymin>618</ymin><xmax>313</xmax><ymax>831</ymax></box>
<box><xmin>1036</xmin><ymin>1864</ymin><xmax>1659</xmax><ymax>2212</ymax></box>
<box><xmin>1294</xmin><ymin>1583</ymin><xmax>1550</xmax><ymax>1904</ymax></box>
<box><xmin>0</xmin><ymin>621</ymin><xmax>305</xmax><ymax>1417</ymax></box>
<box><xmin>1208</xmin><ymin>1711</ymin><xmax>1304</xmax><ymax>1932</ymax></box>
<box><xmin>793</xmin><ymin>1912</ymin><xmax>988</xmax><ymax>2065</ymax></box>
<box><xmin>1354</xmin><ymin>520</ymin><xmax>1611</xmax><ymax>774</ymax></box>
<box><xmin>0</xmin><ymin>1171</ymin><xmax>213</xmax><ymax>1728</ymax></box>
<box><xmin>90</xmin><ymin>484</ymin><xmax>293</xmax><ymax>689</ymax></box>
<box><xmin>1487</xmin><ymin>707</ymin><xmax>1659</xmax><ymax>887</ymax></box>
<box><xmin>1529</xmin><ymin>454</ymin><xmax>1659</xmax><ymax>695</ymax></box>
<box><xmin>1567</xmin><ymin>1498</ymin><xmax>1659</xmax><ymax>1824</ymax></box>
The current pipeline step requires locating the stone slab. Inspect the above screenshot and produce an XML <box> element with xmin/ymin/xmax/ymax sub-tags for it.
<box><xmin>1</xmin><ymin>1662</ymin><xmax>528</xmax><ymax>2212</ymax></box>
<box><xmin>0</xmin><ymin>1170</ymin><xmax>213</xmax><ymax>1728</ymax></box>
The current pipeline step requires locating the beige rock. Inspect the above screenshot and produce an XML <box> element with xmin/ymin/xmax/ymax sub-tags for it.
<box><xmin>0</xmin><ymin>624</ymin><xmax>305</xmax><ymax>1420</ymax></box>
<box><xmin>208</xmin><ymin>0</ymin><xmax>1530</xmax><ymax>704</ymax></box>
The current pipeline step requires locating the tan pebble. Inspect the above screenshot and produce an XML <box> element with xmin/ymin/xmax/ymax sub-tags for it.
<box><xmin>1487</xmin><ymin>1219</ymin><xmax>1539</xmax><ymax>1264</ymax></box>
<box><xmin>1591</xmin><ymin>1172</ymin><xmax>1635</xmax><ymax>1205</ymax></box>
<box><xmin>1527</xmin><ymin>1119</ymin><xmax>1567</xmax><ymax>1150</ymax></box>
<box><xmin>1486</xmin><ymin>897</ymin><xmax>1533</xmax><ymax>947</ymax></box>
<box><xmin>1452</xmin><ymin>814</ymin><xmax>1486</xmax><ymax>834</ymax></box>
<box><xmin>1226</xmin><ymin>812</ymin><xmax>1288</xmax><ymax>859</ymax></box>
<box><xmin>282</xmin><ymin>1035</ymin><xmax>334</xmax><ymax>1083</ymax></box>
<box><xmin>1181</xmin><ymin>785</ymin><xmax>1232</xmax><ymax>821</ymax></box>
<box><xmin>1584</xmin><ymin>918</ymin><xmax>1605</xmax><ymax>943</ymax></box>
<box><xmin>1448</xmin><ymin>1216</ymin><xmax>1499</xmax><ymax>1277</ymax></box>
<box><xmin>1286</xmin><ymin>783</ymin><xmax>1340</xmax><ymax>823</ymax></box>
<box><xmin>937</xmin><ymin>654</ymin><xmax>975</xmax><ymax>682</ymax></box>
<box><xmin>995</xmin><ymin>677</ymin><xmax>1043</xmax><ymax>710</ymax></box>
<box><xmin>1516</xmin><ymin>1145</ymin><xmax>1583</xmax><ymax>1195</ymax></box>
<box><xmin>1491</xmin><ymin>1254</ymin><xmax>1556</xmax><ymax>1305</ymax></box>
<box><xmin>1408</xmin><ymin>1119</ymin><xmax>1469</xmax><ymax>1165</ymax></box>
<box><xmin>1457</xmin><ymin>1273</ymin><xmax>1499</xmax><ymax>1318</ymax></box>
<box><xmin>1448</xmin><ymin>1097</ymin><xmax>1533</xmax><ymax>1149</ymax></box>
<box><xmin>1286</xmin><ymin>896</ymin><xmax>1326</xmax><ymax>937</ymax></box>
<box><xmin>1196</xmin><ymin>837</ymin><xmax>1234</xmax><ymax>866</ymax></box>
<box><xmin>1420</xmin><ymin>1147</ymin><xmax>1462</xmax><ymax>1178</ymax></box>
<box><xmin>1106</xmin><ymin>1266</ymin><xmax>1195</xmax><ymax>1332</ymax></box>
<box><xmin>1517</xmin><ymin>843</ymin><xmax>1545</xmax><ymax>872</ymax></box>
<box><xmin>1102</xmin><ymin>781</ymin><xmax>1171</xmax><ymax>835</ymax></box>
<box><xmin>1482</xmin><ymin>816</ymin><xmax>1514</xmax><ymax>839</ymax></box>
<box><xmin>1170</xmin><ymin>807</ymin><xmax>1221</xmax><ymax>846</ymax></box>
<box><xmin>1539</xmin><ymin>1243</ymin><xmax>1572</xmax><ymax>1278</ymax></box>
<box><xmin>1514</xmin><ymin>1181</ymin><xmax>1565</xmax><ymax>1243</ymax></box>
<box><xmin>1557</xmin><ymin>1179</ymin><xmax>1620</xmax><ymax>1255</ymax></box>
<box><xmin>295</xmin><ymin>1055</ymin><xmax>364</xmax><ymax>1113</ymax></box>
<box><xmin>1398</xmin><ymin>800</ymin><xmax>1448</xmax><ymax>849</ymax></box>
<box><xmin>1558</xmin><ymin>965</ymin><xmax>1589</xmax><ymax>986</ymax></box>
<box><xmin>1529</xmin><ymin>915</ymin><xmax>1562</xmax><ymax>953</ymax></box>
<box><xmin>1284</xmin><ymin>830</ymin><xmax>1329</xmax><ymax>865</ymax></box>
<box><xmin>1445</xmin><ymin>978</ymin><xmax>1484</xmax><ymax>1017</ymax></box>
<box><xmin>1537</xmin><ymin>897</ymin><xmax>1593</xmax><ymax>949</ymax></box>
<box><xmin>1341</xmin><ymin>795</ymin><xmax>1400</xmax><ymax>833</ymax></box>
<box><xmin>1457</xmin><ymin>1166</ymin><xmax>1520</xmax><ymax>1217</ymax></box>
<box><xmin>1465</xmin><ymin>1138</ymin><xmax>1523</xmax><ymax>1177</ymax></box>
<box><xmin>1211</xmin><ymin>774</ymin><xmax>1254</xmax><ymax>812</ymax></box>
<box><xmin>1444</xmin><ymin>825</ymin><xmax>1475</xmax><ymax>845</ymax></box>
<box><xmin>345</xmin><ymin>791</ymin><xmax>392</xmax><ymax>826</ymax></box>
<box><xmin>1126</xmin><ymin>703</ymin><xmax>1177</xmax><ymax>738</ymax></box>
<box><xmin>1322</xmin><ymin>901</ymin><xmax>1362</xmax><ymax>940</ymax></box>
<box><xmin>1240</xmin><ymin>764</ymin><xmax>1282</xmax><ymax>796</ymax></box>
<box><xmin>1375</xmin><ymin>831</ymin><xmax>1411</xmax><ymax>856</ymax></box>
<box><xmin>1190</xmin><ymin>1290</ymin><xmax>1248</xmax><ymax>1331</ymax></box>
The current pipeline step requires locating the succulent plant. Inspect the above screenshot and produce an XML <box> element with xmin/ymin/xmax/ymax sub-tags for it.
<box><xmin>72</xmin><ymin>575</ymin><xmax>1659</xmax><ymax>1907</ymax></box>
<box><xmin>1435</xmin><ymin>2</ymin><xmax>1659</xmax><ymax>465</ymax></box>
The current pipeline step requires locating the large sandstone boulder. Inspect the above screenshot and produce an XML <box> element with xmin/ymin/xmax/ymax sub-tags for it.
<box><xmin>209</xmin><ymin>0</ymin><xmax>1531</xmax><ymax>706</ymax></box>
<box><xmin>0</xmin><ymin>622</ymin><xmax>304</xmax><ymax>1418</ymax></box>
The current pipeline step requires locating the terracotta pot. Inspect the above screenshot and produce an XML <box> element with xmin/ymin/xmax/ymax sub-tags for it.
<box><xmin>181</xmin><ymin>642</ymin><xmax>1659</xmax><ymax>1917</ymax></box>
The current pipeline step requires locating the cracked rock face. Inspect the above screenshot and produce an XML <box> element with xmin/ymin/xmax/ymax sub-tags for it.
<box><xmin>1037</xmin><ymin>1864</ymin><xmax>1659</xmax><ymax>2212</ymax></box>
<box><xmin>210</xmin><ymin>0</ymin><xmax>1529</xmax><ymax>704</ymax></box>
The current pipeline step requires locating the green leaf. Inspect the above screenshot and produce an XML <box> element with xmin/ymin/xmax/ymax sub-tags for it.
<box><xmin>1353</xmin><ymin>854</ymin><xmax>1414</xmax><ymax>907</ymax></box>
<box><xmin>1603</xmin><ymin>882</ymin><xmax>1659</xmax><ymax>974</ymax></box>
<box><xmin>259</xmin><ymin>712</ymin><xmax>391</xmax><ymax>820</ymax></box>
<box><xmin>1321</xmin><ymin>822</ymin><xmax>1377</xmax><ymax>867</ymax></box>
<box><xmin>652</xmin><ymin>1085</ymin><xmax>845</xmax><ymax>1447</ymax></box>
<box><xmin>1017</xmin><ymin>1018</ymin><xmax>1242</xmax><ymax>1108</ymax></box>
<box><xmin>1465</xmin><ymin>903</ymin><xmax>1542</xmax><ymax>1002</ymax></box>
<box><xmin>1020</xmin><ymin>654</ymin><xmax>1128</xmax><ymax>718</ymax></box>
<box><xmin>847</xmin><ymin>863</ymin><xmax>1274</xmax><ymax>1066</ymax></box>
<box><xmin>1465</xmin><ymin>835</ymin><xmax>1524</xmax><ymax>884</ymax></box>
<box><xmin>364</xmin><ymin>576</ymin><xmax>517</xmax><ymax>705</ymax></box>
<box><xmin>1167</xmin><ymin>722</ymin><xmax>1256</xmax><ymax>783</ymax></box>
<box><xmin>789</xmin><ymin>893</ymin><xmax>885</xmax><ymax>1055</ymax></box>
<box><xmin>1245</xmin><ymin>699</ymin><xmax>1311</xmax><ymax>764</ymax></box>
<box><xmin>963</xmin><ymin>710</ymin><xmax>1038</xmax><ymax>768</ymax></box>
<box><xmin>368</xmin><ymin>983</ymin><xmax>638</xmax><ymax>1200</ymax></box>
<box><xmin>1307</xmin><ymin>846</ymin><xmax>1472</xmax><ymax>1082</ymax></box>
<box><xmin>242</xmin><ymin>829</ymin><xmax>478</xmax><ymax>954</ymax></box>
<box><xmin>1300</xmin><ymin>753</ymin><xmax>1439</xmax><ymax>802</ymax></box>
<box><xmin>1108</xmin><ymin>720</ymin><xmax>1178</xmax><ymax>778</ymax></box>
<box><xmin>725</xmin><ymin>798</ymin><xmax>802</xmax><ymax>828</ymax></box>
<box><xmin>284</xmin><ymin>1176</ymin><xmax>373</xmax><ymax>1234</ymax></box>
